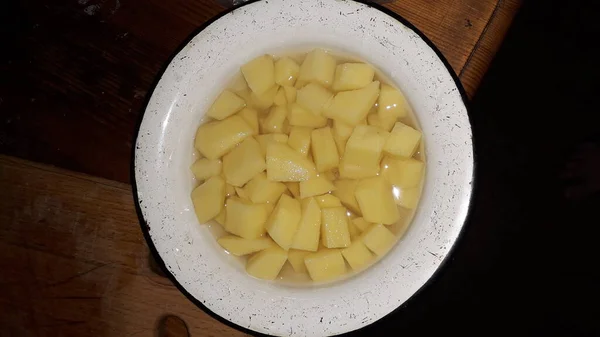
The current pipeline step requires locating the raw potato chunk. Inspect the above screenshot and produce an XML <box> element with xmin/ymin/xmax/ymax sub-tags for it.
<box><xmin>207</xmin><ymin>90</ymin><xmax>246</xmax><ymax>120</ymax></box>
<box><xmin>275</xmin><ymin>57</ymin><xmax>300</xmax><ymax>86</ymax></box>
<box><xmin>305</xmin><ymin>249</ymin><xmax>346</xmax><ymax>282</ymax></box>
<box><xmin>238</xmin><ymin>108</ymin><xmax>259</xmax><ymax>135</ymax></box>
<box><xmin>191</xmin><ymin>176</ymin><xmax>225</xmax><ymax>223</ymax></box>
<box><xmin>321</xmin><ymin>207</ymin><xmax>351</xmax><ymax>248</ymax></box>
<box><xmin>288</xmin><ymin>126</ymin><xmax>312</xmax><ymax>156</ymax></box>
<box><xmin>241</xmin><ymin>54</ymin><xmax>275</xmax><ymax>95</ymax></box>
<box><xmin>291</xmin><ymin>197</ymin><xmax>321</xmax><ymax>251</ymax></box>
<box><xmin>394</xmin><ymin>187</ymin><xmax>420</xmax><ymax>209</ymax></box>
<box><xmin>235</xmin><ymin>186</ymin><xmax>249</xmax><ymax>200</ymax></box>
<box><xmin>190</xmin><ymin>158</ymin><xmax>222</xmax><ymax>181</ymax></box>
<box><xmin>250</xmin><ymin>85</ymin><xmax>279</xmax><ymax>110</ymax></box>
<box><xmin>273</xmin><ymin>87</ymin><xmax>287</xmax><ymax>106</ymax></box>
<box><xmin>342</xmin><ymin>240</ymin><xmax>374</xmax><ymax>270</ymax></box>
<box><xmin>245</xmin><ymin>172</ymin><xmax>287</xmax><ymax>204</ymax></box>
<box><xmin>362</xmin><ymin>223</ymin><xmax>396</xmax><ymax>256</ymax></box>
<box><xmin>381</xmin><ymin>157</ymin><xmax>425</xmax><ymax>188</ymax></box>
<box><xmin>384</xmin><ymin>122</ymin><xmax>422</xmax><ymax>158</ymax></box>
<box><xmin>296</xmin><ymin>83</ymin><xmax>333</xmax><ymax>116</ymax></box>
<box><xmin>283</xmin><ymin>86</ymin><xmax>297</xmax><ymax>103</ymax></box>
<box><xmin>262</xmin><ymin>105</ymin><xmax>287</xmax><ymax>134</ymax></box>
<box><xmin>351</xmin><ymin>217</ymin><xmax>372</xmax><ymax>232</ymax></box>
<box><xmin>288</xmin><ymin>249</ymin><xmax>310</xmax><ymax>273</ymax></box>
<box><xmin>298</xmin><ymin>49</ymin><xmax>337</xmax><ymax>88</ymax></box>
<box><xmin>339</xmin><ymin>125</ymin><xmax>387</xmax><ymax>179</ymax></box>
<box><xmin>367</xmin><ymin>113</ymin><xmax>396</xmax><ymax>132</ymax></box>
<box><xmin>266</xmin><ymin>194</ymin><xmax>302</xmax><ymax>250</ymax></box>
<box><xmin>266</xmin><ymin>143</ymin><xmax>317</xmax><ymax>182</ymax></box>
<box><xmin>257</xmin><ymin>134</ymin><xmax>289</xmax><ymax>156</ymax></box>
<box><xmin>246</xmin><ymin>246</ymin><xmax>288</xmax><ymax>280</ymax></box>
<box><xmin>229</xmin><ymin>73</ymin><xmax>248</xmax><ymax>93</ymax></box>
<box><xmin>315</xmin><ymin>194</ymin><xmax>342</xmax><ymax>208</ymax></box>
<box><xmin>285</xmin><ymin>182</ymin><xmax>300</xmax><ymax>198</ymax></box>
<box><xmin>332</xmin><ymin>63</ymin><xmax>375</xmax><ymax>92</ymax></box>
<box><xmin>225</xmin><ymin>197</ymin><xmax>269</xmax><ymax>239</ymax></box>
<box><xmin>217</xmin><ymin>235</ymin><xmax>274</xmax><ymax>256</ymax></box>
<box><xmin>215</xmin><ymin>207</ymin><xmax>226</xmax><ymax>225</ymax></box>
<box><xmin>225</xmin><ymin>184</ymin><xmax>236</xmax><ymax>197</ymax></box>
<box><xmin>378</xmin><ymin>83</ymin><xmax>408</xmax><ymax>119</ymax></box>
<box><xmin>332</xmin><ymin>179</ymin><xmax>362</xmax><ymax>215</ymax></box>
<box><xmin>299</xmin><ymin>176</ymin><xmax>336</xmax><ymax>199</ymax></box>
<box><xmin>324</xmin><ymin>81</ymin><xmax>380</xmax><ymax>125</ymax></box>
<box><xmin>355</xmin><ymin>177</ymin><xmax>399</xmax><ymax>225</ymax></box>
<box><xmin>194</xmin><ymin>116</ymin><xmax>254</xmax><ymax>159</ymax></box>
<box><xmin>332</xmin><ymin>120</ymin><xmax>354</xmax><ymax>156</ymax></box>
<box><xmin>347</xmin><ymin>219</ymin><xmax>361</xmax><ymax>239</ymax></box>
<box><xmin>288</xmin><ymin>103</ymin><xmax>328</xmax><ymax>128</ymax></box>
<box><xmin>311</xmin><ymin>127</ymin><xmax>339</xmax><ymax>172</ymax></box>
<box><xmin>222</xmin><ymin>137</ymin><xmax>266</xmax><ymax>187</ymax></box>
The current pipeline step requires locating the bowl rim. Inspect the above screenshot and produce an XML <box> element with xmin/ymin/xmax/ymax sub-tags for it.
<box><xmin>131</xmin><ymin>0</ymin><xmax>475</xmax><ymax>335</ymax></box>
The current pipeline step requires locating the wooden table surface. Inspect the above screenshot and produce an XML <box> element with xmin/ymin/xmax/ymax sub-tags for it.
<box><xmin>0</xmin><ymin>0</ymin><xmax>520</xmax><ymax>336</ymax></box>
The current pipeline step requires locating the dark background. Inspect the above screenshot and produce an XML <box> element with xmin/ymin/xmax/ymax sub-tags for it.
<box><xmin>352</xmin><ymin>0</ymin><xmax>600</xmax><ymax>336</ymax></box>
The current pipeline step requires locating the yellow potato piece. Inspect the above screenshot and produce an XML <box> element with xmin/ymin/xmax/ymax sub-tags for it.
<box><xmin>256</xmin><ymin>133</ymin><xmax>289</xmax><ymax>156</ymax></box>
<box><xmin>194</xmin><ymin>115</ymin><xmax>254</xmax><ymax>159</ymax></box>
<box><xmin>250</xmin><ymin>85</ymin><xmax>279</xmax><ymax>111</ymax></box>
<box><xmin>381</xmin><ymin>157</ymin><xmax>425</xmax><ymax>188</ymax></box>
<box><xmin>241</xmin><ymin>54</ymin><xmax>275</xmax><ymax>95</ymax></box>
<box><xmin>304</xmin><ymin>248</ymin><xmax>346</xmax><ymax>282</ymax></box>
<box><xmin>342</xmin><ymin>240</ymin><xmax>374</xmax><ymax>270</ymax></box>
<box><xmin>266</xmin><ymin>194</ymin><xmax>302</xmax><ymax>250</ymax></box>
<box><xmin>238</xmin><ymin>107</ymin><xmax>260</xmax><ymax>135</ymax></box>
<box><xmin>283</xmin><ymin>86</ymin><xmax>297</xmax><ymax>103</ymax></box>
<box><xmin>214</xmin><ymin>206</ymin><xmax>226</xmax><ymax>225</ymax></box>
<box><xmin>246</xmin><ymin>246</ymin><xmax>288</xmax><ymax>280</ymax></box>
<box><xmin>321</xmin><ymin>207</ymin><xmax>351</xmax><ymax>248</ymax></box>
<box><xmin>394</xmin><ymin>187</ymin><xmax>421</xmax><ymax>209</ymax></box>
<box><xmin>378</xmin><ymin>83</ymin><xmax>408</xmax><ymax>120</ymax></box>
<box><xmin>261</xmin><ymin>105</ymin><xmax>288</xmax><ymax>134</ymax></box>
<box><xmin>288</xmin><ymin>103</ymin><xmax>328</xmax><ymax>128</ymax></box>
<box><xmin>311</xmin><ymin>127</ymin><xmax>340</xmax><ymax>172</ymax></box>
<box><xmin>367</xmin><ymin>113</ymin><xmax>396</xmax><ymax>132</ymax></box>
<box><xmin>288</xmin><ymin>249</ymin><xmax>310</xmax><ymax>273</ymax></box>
<box><xmin>362</xmin><ymin>223</ymin><xmax>396</xmax><ymax>256</ymax></box>
<box><xmin>347</xmin><ymin>219</ymin><xmax>361</xmax><ymax>239</ymax></box>
<box><xmin>296</xmin><ymin>83</ymin><xmax>333</xmax><ymax>116</ymax></box>
<box><xmin>245</xmin><ymin>172</ymin><xmax>287</xmax><ymax>204</ymax></box>
<box><xmin>225</xmin><ymin>197</ymin><xmax>269</xmax><ymax>239</ymax></box>
<box><xmin>298</xmin><ymin>49</ymin><xmax>337</xmax><ymax>88</ymax></box>
<box><xmin>190</xmin><ymin>158</ymin><xmax>222</xmax><ymax>181</ymax></box>
<box><xmin>274</xmin><ymin>57</ymin><xmax>300</xmax><ymax>86</ymax></box>
<box><xmin>288</xmin><ymin>126</ymin><xmax>312</xmax><ymax>156</ymax></box>
<box><xmin>222</xmin><ymin>137</ymin><xmax>266</xmax><ymax>187</ymax></box>
<box><xmin>273</xmin><ymin>86</ymin><xmax>287</xmax><ymax>106</ymax></box>
<box><xmin>266</xmin><ymin>142</ymin><xmax>317</xmax><ymax>182</ymax></box>
<box><xmin>332</xmin><ymin>63</ymin><xmax>375</xmax><ymax>92</ymax></box>
<box><xmin>217</xmin><ymin>235</ymin><xmax>275</xmax><ymax>256</ymax></box>
<box><xmin>351</xmin><ymin>217</ymin><xmax>373</xmax><ymax>232</ymax></box>
<box><xmin>332</xmin><ymin>179</ymin><xmax>362</xmax><ymax>215</ymax></box>
<box><xmin>315</xmin><ymin>194</ymin><xmax>342</xmax><ymax>208</ymax></box>
<box><xmin>324</xmin><ymin>81</ymin><xmax>380</xmax><ymax>125</ymax></box>
<box><xmin>383</xmin><ymin>122</ymin><xmax>422</xmax><ymax>158</ymax></box>
<box><xmin>339</xmin><ymin>125</ymin><xmax>387</xmax><ymax>179</ymax></box>
<box><xmin>191</xmin><ymin>176</ymin><xmax>225</xmax><ymax>223</ymax></box>
<box><xmin>355</xmin><ymin>176</ymin><xmax>399</xmax><ymax>225</ymax></box>
<box><xmin>285</xmin><ymin>182</ymin><xmax>301</xmax><ymax>198</ymax></box>
<box><xmin>332</xmin><ymin>120</ymin><xmax>354</xmax><ymax>156</ymax></box>
<box><xmin>224</xmin><ymin>183</ymin><xmax>236</xmax><ymax>197</ymax></box>
<box><xmin>299</xmin><ymin>176</ymin><xmax>336</xmax><ymax>199</ymax></box>
<box><xmin>234</xmin><ymin>186</ymin><xmax>249</xmax><ymax>200</ymax></box>
<box><xmin>290</xmin><ymin>197</ymin><xmax>321</xmax><ymax>251</ymax></box>
<box><xmin>228</xmin><ymin>73</ymin><xmax>248</xmax><ymax>93</ymax></box>
<box><xmin>207</xmin><ymin>90</ymin><xmax>246</xmax><ymax>120</ymax></box>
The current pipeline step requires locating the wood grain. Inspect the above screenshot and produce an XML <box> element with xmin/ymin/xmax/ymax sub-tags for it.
<box><xmin>0</xmin><ymin>155</ymin><xmax>247</xmax><ymax>337</ymax></box>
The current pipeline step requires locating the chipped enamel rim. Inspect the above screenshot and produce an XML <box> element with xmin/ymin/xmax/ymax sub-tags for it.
<box><xmin>133</xmin><ymin>0</ymin><xmax>473</xmax><ymax>336</ymax></box>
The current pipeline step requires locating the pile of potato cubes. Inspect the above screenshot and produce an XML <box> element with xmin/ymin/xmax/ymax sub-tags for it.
<box><xmin>191</xmin><ymin>49</ymin><xmax>424</xmax><ymax>282</ymax></box>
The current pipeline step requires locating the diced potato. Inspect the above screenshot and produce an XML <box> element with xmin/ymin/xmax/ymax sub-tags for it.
<box><xmin>347</xmin><ymin>219</ymin><xmax>361</xmax><ymax>239</ymax></box>
<box><xmin>394</xmin><ymin>187</ymin><xmax>420</xmax><ymax>209</ymax></box>
<box><xmin>261</xmin><ymin>105</ymin><xmax>287</xmax><ymax>134</ymax></box>
<box><xmin>304</xmin><ymin>249</ymin><xmax>346</xmax><ymax>282</ymax></box>
<box><xmin>238</xmin><ymin>108</ymin><xmax>259</xmax><ymax>135</ymax></box>
<box><xmin>266</xmin><ymin>142</ymin><xmax>317</xmax><ymax>182</ymax></box>
<box><xmin>315</xmin><ymin>194</ymin><xmax>342</xmax><ymax>208</ymax></box>
<box><xmin>246</xmin><ymin>246</ymin><xmax>288</xmax><ymax>280</ymax></box>
<box><xmin>214</xmin><ymin>206</ymin><xmax>226</xmax><ymax>225</ymax></box>
<box><xmin>273</xmin><ymin>87</ymin><xmax>287</xmax><ymax>106</ymax></box>
<box><xmin>288</xmin><ymin>126</ymin><xmax>312</xmax><ymax>156</ymax></box>
<box><xmin>298</xmin><ymin>49</ymin><xmax>337</xmax><ymax>88</ymax></box>
<box><xmin>194</xmin><ymin>116</ymin><xmax>254</xmax><ymax>159</ymax></box>
<box><xmin>191</xmin><ymin>176</ymin><xmax>225</xmax><ymax>223</ymax></box>
<box><xmin>190</xmin><ymin>158</ymin><xmax>222</xmax><ymax>181</ymax></box>
<box><xmin>222</xmin><ymin>137</ymin><xmax>266</xmax><ymax>187</ymax></box>
<box><xmin>342</xmin><ymin>240</ymin><xmax>374</xmax><ymax>270</ymax></box>
<box><xmin>311</xmin><ymin>127</ymin><xmax>339</xmax><ymax>172</ymax></box>
<box><xmin>285</xmin><ymin>182</ymin><xmax>300</xmax><ymax>198</ymax></box>
<box><xmin>288</xmin><ymin>103</ymin><xmax>328</xmax><ymax>128</ymax></box>
<box><xmin>257</xmin><ymin>133</ymin><xmax>289</xmax><ymax>156</ymax></box>
<box><xmin>275</xmin><ymin>57</ymin><xmax>300</xmax><ymax>86</ymax></box>
<box><xmin>332</xmin><ymin>179</ymin><xmax>362</xmax><ymax>215</ymax></box>
<box><xmin>384</xmin><ymin>122</ymin><xmax>422</xmax><ymax>158</ymax></box>
<box><xmin>355</xmin><ymin>176</ymin><xmax>399</xmax><ymax>225</ymax></box>
<box><xmin>332</xmin><ymin>120</ymin><xmax>354</xmax><ymax>156</ymax></box>
<box><xmin>225</xmin><ymin>197</ymin><xmax>269</xmax><ymax>239</ymax></box>
<box><xmin>290</xmin><ymin>197</ymin><xmax>321</xmax><ymax>251</ymax></box>
<box><xmin>245</xmin><ymin>172</ymin><xmax>287</xmax><ymax>204</ymax></box>
<box><xmin>228</xmin><ymin>73</ymin><xmax>248</xmax><ymax>93</ymax></box>
<box><xmin>339</xmin><ymin>125</ymin><xmax>387</xmax><ymax>179</ymax></box>
<box><xmin>324</xmin><ymin>81</ymin><xmax>380</xmax><ymax>125</ymax></box>
<box><xmin>362</xmin><ymin>223</ymin><xmax>396</xmax><ymax>256</ymax></box>
<box><xmin>299</xmin><ymin>176</ymin><xmax>336</xmax><ymax>199</ymax></box>
<box><xmin>378</xmin><ymin>83</ymin><xmax>408</xmax><ymax>120</ymax></box>
<box><xmin>296</xmin><ymin>83</ymin><xmax>333</xmax><ymax>116</ymax></box>
<box><xmin>217</xmin><ymin>235</ymin><xmax>275</xmax><ymax>256</ymax></box>
<box><xmin>266</xmin><ymin>194</ymin><xmax>302</xmax><ymax>250</ymax></box>
<box><xmin>235</xmin><ymin>186</ymin><xmax>249</xmax><ymax>200</ymax></box>
<box><xmin>288</xmin><ymin>249</ymin><xmax>310</xmax><ymax>273</ymax></box>
<box><xmin>332</xmin><ymin>63</ymin><xmax>375</xmax><ymax>92</ymax></box>
<box><xmin>321</xmin><ymin>207</ymin><xmax>351</xmax><ymax>248</ymax></box>
<box><xmin>241</xmin><ymin>54</ymin><xmax>275</xmax><ymax>95</ymax></box>
<box><xmin>323</xmin><ymin>170</ymin><xmax>338</xmax><ymax>181</ymax></box>
<box><xmin>250</xmin><ymin>85</ymin><xmax>279</xmax><ymax>111</ymax></box>
<box><xmin>225</xmin><ymin>183</ymin><xmax>236</xmax><ymax>197</ymax></box>
<box><xmin>207</xmin><ymin>90</ymin><xmax>246</xmax><ymax>120</ymax></box>
<box><xmin>351</xmin><ymin>217</ymin><xmax>372</xmax><ymax>232</ymax></box>
<box><xmin>381</xmin><ymin>157</ymin><xmax>425</xmax><ymax>188</ymax></box>
<box><xmin>367</xmin><ymin>113</ymin><xmax>396</xmax><ymax>132</ymax></box>
<box><xmin>283</xmin><ymin>86</ymin><xmax>297</xmax><ymax>103</ymax></box>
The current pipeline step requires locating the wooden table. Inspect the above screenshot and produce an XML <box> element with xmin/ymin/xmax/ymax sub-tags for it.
<box><xmin>0</xmin><ymin>0</ymin><xmax>520</xmax><ymax>336</ymax></box>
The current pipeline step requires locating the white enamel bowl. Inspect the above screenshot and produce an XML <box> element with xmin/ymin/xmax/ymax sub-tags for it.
<box><xmin>133</xmin><ymin>0</ymin><xmax>473</xmax><ymax>335</ymax></box>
